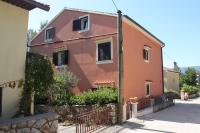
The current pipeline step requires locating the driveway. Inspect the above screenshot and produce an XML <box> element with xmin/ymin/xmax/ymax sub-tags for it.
<box><xmin>98</xmin><ymin>97</ymin><xmax>200</xmax><ymax>133</ymax></box>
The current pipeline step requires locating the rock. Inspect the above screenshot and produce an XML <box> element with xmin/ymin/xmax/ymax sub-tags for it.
<box><xmin>49</xmin><ymin>121</ymin><xmax>58</xmax><ymax>133</ymax></box>
<box><xmin>17</xmin><ymin>128</ymin><xmax>30</xmax><ymax>133</ymax></box>
<box><xmin>30</xmin><ymin>128</ymin><xmax>41</xmax><ymax>133</ymax></box>
<box><xmin>27</xmin><ymin>120</ymin><xmax>36</xmax><ymax>127</ymax></box>
<box><xmin>33</xmin><ymin>119</ymin><xmax>46</xmax><ymax>129</ymax></box>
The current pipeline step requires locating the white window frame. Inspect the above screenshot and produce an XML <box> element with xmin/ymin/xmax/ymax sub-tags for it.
<box><xmin>145</xmin><ymin>81</ymin><xmax>151</xmax><ymax>96</ymax></box>
<box><xmin>45</xmin><ymin>27</ymin><xmax>54</xmax><ymax>42</ymax></box>
<box><xmin>79</xmin><ymin>14</ymin><xmax>90</xmax><ymax>33</ymax></box>
<box><xmin>54</xmin><ymin>49</ymin><xmax>67</xmax><ymax>68</ymax></box>
<box><xmin>144</xmin><ymin>46</ymin><xmax>150</xmax><ymax>63</ymax></box>
<box><xmin>96</xmin><ymin>38</ymin><xmax>113</xmax><ymax>64</ymax></box>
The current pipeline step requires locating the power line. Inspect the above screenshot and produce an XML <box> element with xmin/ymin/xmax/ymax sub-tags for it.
<box><xmin>111</xmin><ymin>0</ymin><xmax>119</xmax><ymax>11</ymax></box>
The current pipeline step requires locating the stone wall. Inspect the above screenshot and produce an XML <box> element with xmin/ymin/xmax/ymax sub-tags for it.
<box><xmin>0</xmin><ymin>113</ymin><xmax>58</xmax><ymax>133</ymax></box>
<box><xmin>35</xmin><ymin>104</ymin><xmax>117</xmax><ymax>124</ymax></box>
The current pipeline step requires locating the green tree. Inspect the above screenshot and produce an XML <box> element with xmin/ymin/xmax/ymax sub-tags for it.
<box><xmin>20</xmin><ymin>52</ymin><xmax>54</xmax><ymax>115</ymax></box>
<box><xmin>181</xmin><ymin>68</ymin><xmax>197</xmax><ymax>86</ymax></box>
<box><xmin>39</xmin><ymin>20</ymin><xmax>48</xmax><ymax>31</ymax></box>
<box><xmin>27</xmin><ymin>29</ymin><xmax>37</xmax><ymax>43</ymax></box>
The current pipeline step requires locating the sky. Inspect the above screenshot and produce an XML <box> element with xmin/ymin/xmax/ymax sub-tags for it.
<box><xmin>28</xmin><ymin>0</ymin><xmax>200</xmax><ymax>68</ymax></box>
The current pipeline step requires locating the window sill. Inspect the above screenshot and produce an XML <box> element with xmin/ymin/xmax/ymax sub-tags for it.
<box><xmin>96</xmin><ymin>60</ymin><xmax>113</xmax><ymax>64</ymax></box>
<box><xmin>55</xmin><ymin>65</ymin><xmax>67</xmax><ymax>69</ymax></box>
<box><xmin>79</xmin><ymin>29</ymin><xmax>89</xmax><ymax>33</ymax></box>
<box><xmin>144</xmin><ymin>60</ymin><xmax>149</xmax><ymax>63</ymax></box>
<box><xmin>45</xmin><ymin>39</ymin><xmax>53</xmax><ymax>43</ymax></box>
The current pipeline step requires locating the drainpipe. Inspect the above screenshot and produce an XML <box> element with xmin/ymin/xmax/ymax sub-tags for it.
<box><xmin>117</xmin><ymin>10</ymin><xmax>123</xmax><ymax>124</ymax></box>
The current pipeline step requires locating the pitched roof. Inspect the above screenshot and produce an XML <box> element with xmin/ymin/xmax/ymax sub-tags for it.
<box><xmin>1</xmin><ymin>0</ymin><xmax>50</xmax><ymax>11</ymax></box>
<box><xmin>31</xmin><ymin>7</ymin><xmax>164</xmax><ymax>47</ymax></box>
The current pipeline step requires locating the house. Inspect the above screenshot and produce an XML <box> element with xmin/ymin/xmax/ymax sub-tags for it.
<box><xmin>30</xmin><ymin>8</ymin><xmax>164</xmax><ymax>107</ymax></box>
<box><xmin>164</xmin><ymin>62</ymin><xmax>180</xmax><ymax>93</ymax></box>
<box><xmin>0</xmin><ymin>0</ymin><xmax>49</xmax><ymax>119</ymax></box>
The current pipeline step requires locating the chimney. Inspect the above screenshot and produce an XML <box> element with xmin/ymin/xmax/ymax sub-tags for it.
<box><xmin>174</xmin><ymin>62</ymin><xmax>179</xmax><ymax>72</ymax></box>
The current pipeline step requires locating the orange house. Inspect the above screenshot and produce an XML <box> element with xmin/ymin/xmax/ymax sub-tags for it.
<box><xmin>30</xmin><ymin>8</ymin><xmax>165</xmax><ymax>103</ymax></box>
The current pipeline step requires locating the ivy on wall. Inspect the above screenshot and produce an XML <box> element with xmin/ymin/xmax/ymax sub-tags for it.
<box><xmin>19</xmin><ymin>52</ymin><xmax>54</xmax><ymax>115</ymax></box>
<box><xmin>0</xmin><ymin>79</ymin><xmax>24</xmax><ymax>89</ymax></box>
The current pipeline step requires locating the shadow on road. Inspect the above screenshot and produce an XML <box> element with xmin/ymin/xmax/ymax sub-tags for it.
<box><xmin>138</xmin><ymin>101</ymin><xmax>200</xmax><ymax>125</ymax></box>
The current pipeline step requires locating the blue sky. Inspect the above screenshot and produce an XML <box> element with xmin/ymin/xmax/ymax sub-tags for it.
<box><xmin>28</xmin><ymin>0</ymin><xmax>200</xmax><ymax>68</ymax></box>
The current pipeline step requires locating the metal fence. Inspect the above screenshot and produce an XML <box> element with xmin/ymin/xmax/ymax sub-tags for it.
<box><xmin>75</xmin><ymin>106</ymin><xmax>112</xmax><ymax>133</ymax></box>
<box><xmin>153</xmin><ymin>93</ymin><xmax>175</xmax><ymax>112</ymax></box>
<box><xmin>137</xmin><ymin>97</ymin><xmax>151</xmax><ymax>111</ymax></box>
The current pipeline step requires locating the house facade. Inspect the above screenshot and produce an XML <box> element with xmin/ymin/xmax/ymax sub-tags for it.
<box><xmin>164</xmin><ymin>62</ymin><xmax>180</xmax><ymax>93</ymax></box>
<box><xmin>31</xmin><ymin>8</ymin><xmax>164</xmax><ymax>103</ymax></box>
<box><xmin>0</xmin><ymin>0</ymin><xmax>49</xmax><ymax>119</ymax></box>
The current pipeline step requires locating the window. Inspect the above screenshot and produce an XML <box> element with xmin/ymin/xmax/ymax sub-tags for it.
<box><xmin>73</xmin><ymin>15</ymin><xmax>89</xmax><ymax>32</ymax></box>
<box><xmin>96</xmin><ymin>38</ymin><xmax>113</xmax><ymax>64</ymax></box>
<box><xmin>45</xmin><ymin>27</ymin><xmax>55</xmax><ymax>41</ymax></box>
<box><xmin>143</xmin><ymin>46</ymin><xmax>150</xmax><ymax>62</ymax></box>
<box><xmin>53</xmin><ymin>50</ymin><xmax>68</xmax><ymax>66</ymax></box>
<box><xmin>145</xmin><ymin>82</ymin><xmax>151</xmax><ymax>96</ymax></box>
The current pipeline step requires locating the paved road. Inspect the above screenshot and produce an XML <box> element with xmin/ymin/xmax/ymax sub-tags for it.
<box><xmin>99</xmin><ymin>97</ymin><xmax>200</xmax><ymax>133</ymax></box>
<box><xmin>58</xmin><ymin>97</ymin><xmax>200</xmax><ymax>133</ymax></box>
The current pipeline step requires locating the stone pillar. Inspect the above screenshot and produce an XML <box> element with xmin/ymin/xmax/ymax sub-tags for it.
<box><xmin>180</xmin><ymin>90</ymin><xmax>185</xmax><ymax>100</ymax></box>
<box><xmin>150</xmin><ymin>98</ymin><xmax>155</xmax><ymax>106</ymax></box>
<box><xmin>132</xmin><ymin>102</ymin><xmax>138</xmax><ymax>118</ymax></box>
<box><xmin>122</xmin><ymin>103</ymin><xmax>127</xmax><ymax>122</ymax></box>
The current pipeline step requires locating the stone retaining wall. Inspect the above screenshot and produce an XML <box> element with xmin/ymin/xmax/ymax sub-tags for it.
<box><xmin>0</xmin><ymin>113</ymin><xmax>59</xmax><ymax>133</ymax></box>
<box><xmin>35</xmin><ymin>104</ymin><xmax>117</xmax><ymax>124</ymax></box>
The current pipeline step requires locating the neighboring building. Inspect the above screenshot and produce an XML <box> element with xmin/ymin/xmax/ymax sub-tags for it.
<box><xmin>164</xmin><ymin>62</ymin><xmax>180</xmax><ymax>92</ymax></box>
<box><xmin>31</xmin><ymin>8</ymin><xmax>164</xmax><ymax>104</ymax></box>
<box><xmin>0</xmin><ymin>0</ymin><xmax>49</xmax><ymax>119</ymax></box>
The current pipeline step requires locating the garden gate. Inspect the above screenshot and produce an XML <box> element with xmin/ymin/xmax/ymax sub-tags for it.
<box><xmin>75</xmin><ymin>106</ymin><xmax>112</xmax><ymax>133</ymax></box>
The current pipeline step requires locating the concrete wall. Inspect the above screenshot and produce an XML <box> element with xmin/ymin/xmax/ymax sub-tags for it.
<box><xmin>0</xmin><ymin>1</ymin><xmax>28</xmax><ymax>118</ymax></box>
<box><xmin>122</xmin><ymin>20</ymin><xmax>163</xmax><ymax>101</ymax></box>
<box><xmin>164</xmin><ymin>70</ymin><xmax>180</xmax><ymax>92</ymax></box>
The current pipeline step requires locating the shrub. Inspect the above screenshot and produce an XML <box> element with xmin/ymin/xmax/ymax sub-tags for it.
<box><xmin>165</xmin><ymin>89</ymin><xmax>180</xmax><ymax>99</ymax></box>
<box><xmin>69</xmin><ymin>87</ymin><xmax>117</xmax><ymax>105</ymax></box>
<box><xmin>182</xmin><ymin>84</ymin><xmax>199</xmax><ymax>95</ymax></box>
<box><xmin>47</xmin><ymin>68</ymin><xmax>78</xmax><ymax>106</ymax></box>
<box><xmin>19</xmin><ymin>52</ymin><xmax>54</xmax><ymax>115</ymax></box>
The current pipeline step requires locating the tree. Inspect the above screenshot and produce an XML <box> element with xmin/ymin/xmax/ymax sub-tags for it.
<box><xmin>27</xmin><ymin>29</ymin><xmax>37</xmax><ymax>45</ymax></box>
<box><xmin>19</xmin><ymin>52</ymin><xmax>54</xmax><ymax>115</ymax></box>
<box><xmin>181</xmin><ymin>68</ymin><xmax>197</xmax><ymax>86</ymax></box>
<box><xmin>39</xmin><ymin>20</ymin><xmax>48</xmax><ymax>31</ymax></box>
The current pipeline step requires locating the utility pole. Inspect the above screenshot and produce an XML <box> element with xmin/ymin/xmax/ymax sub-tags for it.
<box><xmin>117</xmin><ymin>10</ymin><xmax>123</xmax><ymax>124</ymax></box>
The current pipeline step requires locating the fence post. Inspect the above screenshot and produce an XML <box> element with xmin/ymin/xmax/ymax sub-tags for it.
<box><xmin>132</xmin><ymin>102</ymin><xmax>138</xmax><ymax>118</ymax></box>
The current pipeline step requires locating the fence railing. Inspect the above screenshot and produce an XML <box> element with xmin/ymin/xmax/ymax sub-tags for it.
<box><xmin>137</xmin><ymin>97</ymin><xmax>151</xmax><ymax>111</ymax></box>
<box><xmin>153</xmin><ymin>93</ymin><xmax>175</xmax><ymax>112</ymax></box>
<box><xmin>75</xmin><ymin>106</ymin><xmax>112</xmax><ymax>133</ymax></box>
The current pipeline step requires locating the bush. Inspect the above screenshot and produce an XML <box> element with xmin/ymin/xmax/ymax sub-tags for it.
<box><xmin>165</xmin><ymin>89</ymin><xmax>180</xmax><ymax>99</ymax></box>
<box><xmin>47</xmin><ymin>68</ymin><xmax>78</xmax><ymax>106</ymax></box>
<box><xmin>69</xmin><ymin>87</ymin><xmax>117</xmax><ymax>105</ymax></box>
<box><xmin>20</xmin><ymin>52</ymin><xmax>54</xmax><ymax>115</ymax></box>
<box><xmin>182</xmin><ymin>84</ymin><xmax>199</xmax><ymax>95</ymax></box>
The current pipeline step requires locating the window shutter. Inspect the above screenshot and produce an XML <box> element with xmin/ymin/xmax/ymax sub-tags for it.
<box><xmin>143</xmin><ymin>49</ymin><xmax>146</xmax><ymax>59</ymax></box>
<box><xmin>64</xmin><ymin>50</ymin><xmax>69</xmax><ymax>65</ymax></box>
<box><xmin>73</xmin><ymin>19</ymin><xmax>81</xmax><ymax>31</ymax></box>
<box><xmin>52</xmin><ymin>28</ymin><xmax>55</xmax><ymax>39</ymax></box>
<box><xmin>53</xmin><ymin>52</ymin><xmax>58</xmax><ymax>66</ymax></box>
